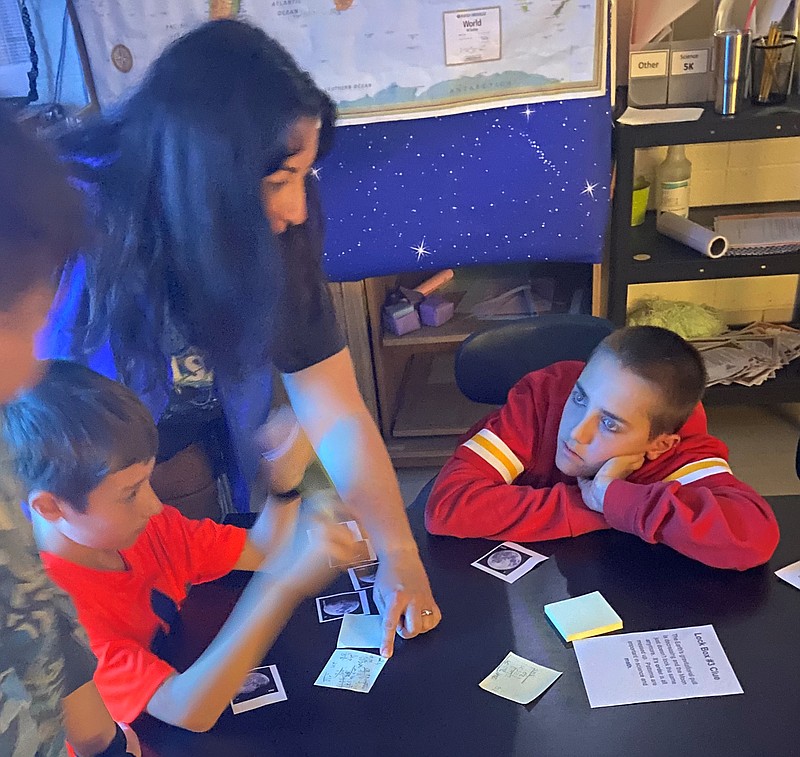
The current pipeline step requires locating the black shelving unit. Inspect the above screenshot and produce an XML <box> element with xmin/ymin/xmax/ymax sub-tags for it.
<box><xmin>608</xmin><ymin>92</ymin><xmax>800</xmax><ymax>404</ymax></box>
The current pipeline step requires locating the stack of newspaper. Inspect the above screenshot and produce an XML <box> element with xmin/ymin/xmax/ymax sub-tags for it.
<box><xmin>691</xmin><ymin>323</ymin><xmax>800</xmax><ymax>387</ymax></box>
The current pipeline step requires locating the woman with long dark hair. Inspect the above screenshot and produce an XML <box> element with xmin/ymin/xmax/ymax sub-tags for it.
<box><xmin>41</xmin><ymin>19</ymin><xmax>440</xmax><ymax>657</ymax></box>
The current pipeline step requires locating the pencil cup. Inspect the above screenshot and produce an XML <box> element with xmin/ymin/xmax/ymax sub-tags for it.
<box><xmin>752</xmin><ymin>35</ymin><xmax>796</xmax><ymax>105</ymax></box>
<box><xmin>713</xmin><ymin>30</ymin><xmax>747</xmax><ymax>116</ymax></box>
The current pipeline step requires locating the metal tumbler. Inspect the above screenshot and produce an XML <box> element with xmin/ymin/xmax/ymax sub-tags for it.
<box><xmin>714</xmin><ymin>30</ymin><xmax>747</xmax><ymax>116</ymax></box>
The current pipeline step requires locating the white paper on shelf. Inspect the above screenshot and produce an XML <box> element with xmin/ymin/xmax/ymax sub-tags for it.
<box><xmin>617</xmin><ymin>106</ymin><xmax>704</xmax><ymax>126</ymax></box>
<box><xmin>714</xmin><ymin>212</ymin><xmax>800</xmax><ymax>249</ymax></box>
<box><xmin>656</xmin><ymin>213</ymin><xmax>729</xmax><ymax>259</ymax></box>
<box><xmin>692</xmin><ymin>323</ymin><xmax>800</xmax><ymax>387</ymax></box>
<box><xmin>701</xmin><ymin>345</ymin><xmax>758</xmax><ymax>385</ymax></box>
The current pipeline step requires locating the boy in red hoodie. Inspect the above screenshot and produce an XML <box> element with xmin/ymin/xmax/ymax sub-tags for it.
<box><xmin>426</xmin><ymin>326</ymin><xmax>778</xmax><ymax>570</ymax></box>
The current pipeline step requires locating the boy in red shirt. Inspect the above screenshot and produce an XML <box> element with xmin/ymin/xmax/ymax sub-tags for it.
<box><xmin>2</xmin><ymin>360</ymin><xmax>360</xmax><ymax>732</ymax></box>
<box><xmin>426</xmin><ymin>326</ymin><xmax>778</xmax><ymax>570</ymax></box>
<box><xmin>0</xmin><ymin>110</ymin><xmax>139</xmax><ymax>757</ymax></box>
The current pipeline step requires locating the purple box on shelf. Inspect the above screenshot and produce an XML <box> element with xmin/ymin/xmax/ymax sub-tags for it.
<box><xmin>419</xmin><ymin>294</ymin><xmax>454</xmax><ymax>327</ymax></box>
<box><xmin>383</xmin><ymin>301</ymin><xmax>421</xmax><ymax>336</ymax></box>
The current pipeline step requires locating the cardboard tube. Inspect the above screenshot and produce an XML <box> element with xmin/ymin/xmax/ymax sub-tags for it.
<box><xmin>415</xmin><ymin>269</ymin><xmax>454</xmax><ymax>296</ymax></box>
<box><xmin>656</xmin><ymin>212</ymin><xmax>729</xmax><ymax>259</ymax></box>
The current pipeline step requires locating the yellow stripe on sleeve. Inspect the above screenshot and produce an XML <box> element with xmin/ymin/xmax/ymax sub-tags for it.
<box><xmin>461</xmin><ymin>428</ymin><xmax>524</xmax><ymax>484</ymax></box>
<box><xmin>662</xmin><ymin>457</ymin><xmax>732</xmax><ymax>485</ymax></box>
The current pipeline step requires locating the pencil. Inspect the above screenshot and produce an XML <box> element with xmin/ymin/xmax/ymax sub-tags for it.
<box><xmin>758</xmin><ymin>22</ymin><xmax>783</xmax><ymax>103</ymax></box>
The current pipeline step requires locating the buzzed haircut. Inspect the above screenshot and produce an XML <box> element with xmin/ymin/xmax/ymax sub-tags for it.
<box><xmin>591</xmin><ymin>326</ymin><xmax>707</xmax><ymax>437</ymax></box>
<box><xmin>1</xmin><ymin>360</ymin><xmax>158</xmax><ymax>512</ymax></box>
<box><xmin>0</xmin><ymin>108</ymin><xmax>86</xmax><ymax>305</ymax></box>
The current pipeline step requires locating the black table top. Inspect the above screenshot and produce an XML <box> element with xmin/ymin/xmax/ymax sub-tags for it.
<box><xmin>137</xmin><ymin>488</ymin><xmax>800</xmax><ymax>757</ymax></box>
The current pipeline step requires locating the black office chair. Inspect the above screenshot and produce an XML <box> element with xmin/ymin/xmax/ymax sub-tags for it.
<box><xmin>454</xmin><ymin>313</ymin><xmax>615</xmax><ymax>405</ymax></box>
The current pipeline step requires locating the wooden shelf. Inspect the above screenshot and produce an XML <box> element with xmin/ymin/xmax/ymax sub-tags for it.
<box><xmin>364</xmin><ymin>265</ymin><xmax>594</xmax><ymax>462</ymax></box>
<box><xmin>382</xmin><ymin>314</ymin><xmax>504</xmax><ymax>348</ymax></box>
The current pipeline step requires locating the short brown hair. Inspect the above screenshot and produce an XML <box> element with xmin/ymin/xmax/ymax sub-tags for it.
<box><xmin>0</xmin><ymin>108</ymin><xmax>85</xmax><ymax>306</ymax></box>
<box><xmin>1</xmin><ymin>360</ymin><xmax>158</xmax><ymax>512</ymax></box>
<box><xmin>590</xmin><ymin>326</ymin><xmax>707</xmax><ymax>437</ymax></box>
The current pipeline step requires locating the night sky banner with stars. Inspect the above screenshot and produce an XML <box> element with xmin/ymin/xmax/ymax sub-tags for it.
<box><xmin>318</xmin><ymin>95</ymin><xmax>611</xmax><ymax>282</ymax></box>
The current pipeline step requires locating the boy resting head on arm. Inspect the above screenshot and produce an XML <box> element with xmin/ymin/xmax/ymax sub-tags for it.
<box><xmin>426</xmin><ymin>326</ymin><xmax>779</xmax><ymax>570</ymax></box>
<box><xmin>1</xmin><ymin>360</ymin><xmax>361</xmax><ymax>732</ymax></box>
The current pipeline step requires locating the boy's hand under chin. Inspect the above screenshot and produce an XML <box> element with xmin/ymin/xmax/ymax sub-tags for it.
<box><xmin>578</xmin><ymin>453</ymin><xmax>646</xmax><ymax>513</ymax></box>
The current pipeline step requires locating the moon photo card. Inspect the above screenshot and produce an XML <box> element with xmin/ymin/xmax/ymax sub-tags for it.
<box><xmin>231</xmin><ymin>665</ymin><xmax>287</xmax><ymax>714</ymax></box>
<box><xmin>316</xmin><ymin>589</ymin><xmax>371</xmax><ymax>623</ymax></box>
<box><xmin>349</xmin><ymin>561</ymin><xmax>379</xmax><ymax>591</ymax></box>
<box><xmin>471</xmin><ymin>542</ymin><xmax>548</xmax><ymax>584</ymax></box>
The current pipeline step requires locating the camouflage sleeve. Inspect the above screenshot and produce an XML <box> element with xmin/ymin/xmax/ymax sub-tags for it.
<box><xmin>0</xmin><ymin>459</ymin><xmax>96</xmax><ymax>757</ymax></box>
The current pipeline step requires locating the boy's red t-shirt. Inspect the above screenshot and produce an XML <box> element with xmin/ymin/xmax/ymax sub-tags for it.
<box><xmin>41</xmin><ymin>505</ymin><xmax>247</xmax><ymax>724</ymax></box>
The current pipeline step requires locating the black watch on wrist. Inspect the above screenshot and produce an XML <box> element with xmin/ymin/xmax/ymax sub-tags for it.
<box><xmin>92</xmin><ymin>724</ymin><xmax>130</xmax><ymax>757</ymax></box>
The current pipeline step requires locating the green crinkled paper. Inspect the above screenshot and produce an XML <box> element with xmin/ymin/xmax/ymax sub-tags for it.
<box><xmin>627</xmin><ymin>298</ymin><xmax>726</xmax><ymax>340</ymax></box>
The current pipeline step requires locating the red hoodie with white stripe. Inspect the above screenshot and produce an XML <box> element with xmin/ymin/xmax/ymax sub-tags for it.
<box><xmin>425</xmin><ymin>361</ymin><xmax>779</xmax><ymax>570</ymax></box>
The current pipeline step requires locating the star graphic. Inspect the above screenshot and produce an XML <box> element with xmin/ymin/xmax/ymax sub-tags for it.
<box><xmin>581</xmin><ymin>179</ymin><xmax>598</xmax><ymax>199</ymax></box>
<box><xmin>410</xmin><ymin>238</ymin><xmax>431</xmax><ymax>261</ymax></box>
<box><xmin>310</xmin><ymin>166</ymin><xmax>322</xmax><ymax>181</ymax></box>
<box><xmin>521</xmin><ymin>105</ymin><xmax>534</xmax><ymax>122</ymax></box>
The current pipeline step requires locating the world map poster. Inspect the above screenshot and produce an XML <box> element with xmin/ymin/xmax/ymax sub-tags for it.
<box><xmin>72</xmin><ymin>0</ymin><xmax>607</xmax><ymax>123</ymax></box>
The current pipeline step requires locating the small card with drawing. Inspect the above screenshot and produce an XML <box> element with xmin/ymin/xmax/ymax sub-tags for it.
<box><xmin>314</xmin><ymin>649</ymin><xmax>387</xmax><ymax>693</ymax></box>
<box><xmin>479</xmin><ymin>652</ymin><xmax>561</xmax><ymax>704</ymax></box>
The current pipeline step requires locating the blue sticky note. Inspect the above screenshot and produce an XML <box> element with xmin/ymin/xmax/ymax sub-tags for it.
<box><xmin>544</xmin><ymin>591</ymin><xmax>622</xmax><ymax>642</ymax></box>
<box><xmin>337</xmin><ymin>613</ymin><xmax>384</xmax><ymax>649</ymax></box>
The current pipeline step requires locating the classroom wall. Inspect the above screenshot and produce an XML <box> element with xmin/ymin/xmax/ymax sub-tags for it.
<box><xmin>635</xmin><ymin>139</ymin><xmax>800</xmax><ymax>209</ymax></box>
<box><xmin>617</xmin><ymin>0</ymin><xmax>800</xmax><ymax>324</ymax></box>
<box><xmin>18</xmin><ymin>1</ymin><xmax>798</xmax><ymax>322</ymax></box>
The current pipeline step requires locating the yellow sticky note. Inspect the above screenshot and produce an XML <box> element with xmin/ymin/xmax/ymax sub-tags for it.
<box><xmin>544</xmin><ymin>591</ymin><xmax>622</xmax><ymax>643</ymax></box>
<box><xmin>479</xmin><ymin>652</ymin><xmax>561</xmax><ymax>705</ymax></box>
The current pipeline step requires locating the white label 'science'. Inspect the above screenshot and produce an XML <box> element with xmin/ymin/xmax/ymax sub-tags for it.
<box><xmin>670</xmin><ymin>49</ymin><xmax>709</xmax><ymax>76</ymax></box>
